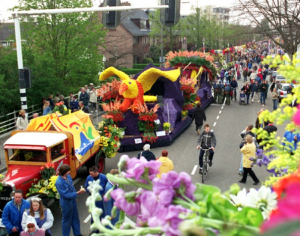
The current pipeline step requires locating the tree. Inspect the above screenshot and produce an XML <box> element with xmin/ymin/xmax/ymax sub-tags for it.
<box><xmin>234</xmin><ymin>0</ymin><xmax>300</xmax><ymax>57</ymax></box>
<box><xmin>4</xmin><ymin>0</ymin><xmax>106</xmax><ymax>110</ymax></box>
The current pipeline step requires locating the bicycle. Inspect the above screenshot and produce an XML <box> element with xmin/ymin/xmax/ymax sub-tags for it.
<box><xmin>199</xmin><ymin>148</ymin><xmax>210</xmax><ymax>183</ymax></box>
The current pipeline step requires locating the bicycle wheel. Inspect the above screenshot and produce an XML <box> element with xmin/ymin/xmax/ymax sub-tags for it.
<box><xmin>202</xmin><ymin>164</ymin><xmax>205</xmax><ymax>183</ymax></box>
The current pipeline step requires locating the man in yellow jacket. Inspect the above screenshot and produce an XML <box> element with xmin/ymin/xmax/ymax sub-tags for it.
<box><xmin>157</xmin><ymin>150</ymin><xmax>174</xmax><ymax>178</ymax></box>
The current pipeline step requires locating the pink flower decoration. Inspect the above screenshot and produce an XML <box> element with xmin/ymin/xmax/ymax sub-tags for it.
<box><xmin>293</xmin><ymin>106</ymin><xmax>300</xmax><ymax>126</ymax></box>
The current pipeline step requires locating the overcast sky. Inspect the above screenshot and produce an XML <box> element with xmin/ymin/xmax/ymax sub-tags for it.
<box><xmin>0</xmin><ymin>0</ymin><xmax>235</xmax><ymax>21</ymax></box>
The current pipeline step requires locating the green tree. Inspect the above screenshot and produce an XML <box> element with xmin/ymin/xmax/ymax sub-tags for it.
<box><xmin>2</xmin><ymin>0</ymin><xmax>106</xmax><ymax>112</ymax></box>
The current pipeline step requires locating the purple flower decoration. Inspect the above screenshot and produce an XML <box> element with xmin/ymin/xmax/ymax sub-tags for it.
<box><xmin>111</xmin><ymin>189</ymin><xmax>141</xmax><ymax>216</ymax></box>
<box><xmin>249</xmin><ymin>157</ymin><xmax>255</xmax><ymax>161</ymax></box>
<box><xmin>153</xmin><ymin>171</ymin><xmax>196</xmax><ymax>205</ymax></box>
<box><xmin>123</xmin><ymin>156</ymin><xmax>161</xmax><ymax>183</ymax></box>
<box><xmin>262</xmin><ymin>156</ymin><xmax>271</xmax><ymax>166</ymax></box>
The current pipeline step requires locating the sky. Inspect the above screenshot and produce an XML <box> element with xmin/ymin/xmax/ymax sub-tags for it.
<box><xmin>0</xmin><ymin>0</ymin><xmax>235</xmax><ymax>21</ymax></box>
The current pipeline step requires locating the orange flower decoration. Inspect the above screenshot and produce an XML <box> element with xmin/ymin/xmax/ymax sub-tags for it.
<box><xmin>273</xmin><ymin>170</ymin><xmax>300</xmax><ymax>199</ymax></box>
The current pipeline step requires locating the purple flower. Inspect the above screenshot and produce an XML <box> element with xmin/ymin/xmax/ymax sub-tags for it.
<box><xmin>249</xmin><ymin>157</ymin><xmax>255</xmax><ymax>161</ymax></box>
<box><xmin>153</xmin><ymin>171</ymin><xmax>196</xmax><ymax>205</ymax></box>
<box><xmin>262</xmin><ymin>156</ymin><xmax>271</xmax><ymax>166</ymax></box>
<box><xmin>111</xmin><ymin>189</ymin><xmax>141</xmax><ymax>216</ymax></box>
<box><xmin>123</xmin><ymin>157</ymin><xmax>161</xmax><ymax>183</ymax></box>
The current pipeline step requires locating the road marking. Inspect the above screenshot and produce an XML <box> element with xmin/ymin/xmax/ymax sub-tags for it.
<box><xmin>210</xmin><ymin>104</ymin><xmax>222</xmax><ymax>106</ymax></box>
<box><xmin>211</xmin><ymin>129</ymin><xmax>213</xmax><ymax>132</ymax></box>
<box><xmin>221</xmin><ymin>106</ymin><xmax>224</xmax><ymax>109</ymax></box>
<box><xmin>216</xmin><ymin>116</ymin><xmax>219</xmax><ymax>120</ymax></box>
<box><xmin>191</xmin><ymin>165</ymin><xmax>198</xmax><ymax>175</ymax></box>
<box><xmin>84</xmin><ymin>214</ymin><xmax>91</xmax><ymax>223</ymax></box>
<box><xmin>213</xmin><ymin>122</ymin><xmax>216</xmax><ymax>126</ymax></box>
<box><xmin>219</xmin><ymin>111</ymin><xmax>222</xmax><ymax>114</ymax></box>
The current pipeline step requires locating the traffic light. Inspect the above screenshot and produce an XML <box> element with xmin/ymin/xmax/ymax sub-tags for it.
<box><xmin>102</xmin><ymin>0</ymin><xmax>121</xmax><ymax>29</ymax></box>
<box><xmin>19</xmin><ymin>67</ymin><xmax>31</xmax><ymax>89</ymax></box>
<box><xmin>160</xmin><ymin>0</ymin><xmax>180</xmax><ymax>27</ymax></box>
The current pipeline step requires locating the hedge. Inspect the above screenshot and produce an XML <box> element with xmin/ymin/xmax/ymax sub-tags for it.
<box><xmin>133</xmin><ymin>63</ymin><xmax>160</xmax><ymax>69</ymax></box>
<box><xmin>119</xmin><ymin>68</ymin><xmax>142</xmax><ymax>75</ymax></box>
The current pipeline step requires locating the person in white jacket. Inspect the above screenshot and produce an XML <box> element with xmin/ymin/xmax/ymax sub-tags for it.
<box><xmin>22</xmin><ymin>197</ymin><xmax>54</xmax><ymax>236</ymax></box>
<box><xmin>16</xmin><ymin>110</ymin><xmax>28</xmax><ymax>130</ymax></box>
<box><xmin>89</xmin><ymin>87</ymin><xmax>98</xmax><ymax>112</ymax></box>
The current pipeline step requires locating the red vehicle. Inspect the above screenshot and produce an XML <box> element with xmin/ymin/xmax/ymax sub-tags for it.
<box><xmin>0</xmin><ymin>112</ymin><xmax>104</xmax><ymax>215</ymax></box>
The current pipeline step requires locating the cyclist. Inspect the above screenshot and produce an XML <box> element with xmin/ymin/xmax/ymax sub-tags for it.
<box><xmin>196</xmin><ymin>124</ymin><xmax>217</xmax><ymax>174</ymax></box>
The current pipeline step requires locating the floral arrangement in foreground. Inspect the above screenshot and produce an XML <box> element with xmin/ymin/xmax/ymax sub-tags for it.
<box><xmin>98</xmin><ymin>119</ymin><xmax>124</xmax><ymax>158</ymax></box>
<box><xmin>85</xmin><ymin>156</ymin><xmax>281</xmax><ymax>236</ymax></box>
<box><xmin>137</xmin><ymin>103</ymin><xmax>160</xmax><ymax>143</ymax></box>
<box><xmin>27</xmin><ymin>163</ymin><xmax>59</xmax><ymax>200</ymax></box>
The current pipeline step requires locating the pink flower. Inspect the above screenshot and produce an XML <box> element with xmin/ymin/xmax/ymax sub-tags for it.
<box><xmin>110</xmin><ymin>188</ymin><xmax>140</xmax><ymax>216</ymax></box>
<box><xmin>293</xmin><ymin>106</ymin><xmax>300</xmax><ymax>126</ymax></box>
<box><xmin>261</xmin><ymin>182</ymin><xmax>300</xmax><ymax>232</ymax></box>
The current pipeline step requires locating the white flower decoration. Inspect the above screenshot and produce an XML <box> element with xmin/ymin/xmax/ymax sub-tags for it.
<box><xmin>246</xmin><ymin>186</ymin><xmax>277</xmax><ymax>219</ymax></box>
<box><xmin>230</xmin><ymin>188</ymin><xmax>247</xmax><ymax>211</ymax></box>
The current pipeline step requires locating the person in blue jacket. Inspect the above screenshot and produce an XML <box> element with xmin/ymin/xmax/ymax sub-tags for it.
<box><xmin>282</xmin><ymin>129</ymin><xmax>300</xmax><ymax>154</ymax></box>
<box><xmin>84</xmin><ymin>166</ymin><xmax>108</xmax><ymax>222</ymax></box>
<box><xmin>104</xmin><ymin>169</ymin><xmax>120</xmax><ymax>226</ymax></box>
<box><xmin>55</xmin><ymin>164</ymin><xmax>83</xmax><ymax>236</ymax></box>
<box><xmin>2</xmin><ymin>189</ymin><xmax>30</xmax><ymax>236</ymax></box>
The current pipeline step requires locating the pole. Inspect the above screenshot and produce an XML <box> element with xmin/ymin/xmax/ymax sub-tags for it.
<box><xmin>14</xmin><ymin>15</ymin><xmax>27</xmax><ymax>113</ymax></box>
<box><xmin>160</xmin><ymin>26</ymin><xmax>164</xmax><ymax>67</ymax></box>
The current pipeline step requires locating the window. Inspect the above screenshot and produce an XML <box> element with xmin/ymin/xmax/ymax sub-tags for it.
<box><xmin>9</xmin><ymin>149</ymin><xmax>47</xmax><ymax>162</ymax></box>
<box><xmin>51</xmin><ymin>142</ymin><xmax>64</xmax><ymax>160</ymax></box>
<box><xmin>140</xmin><ymin>20</ymin><xmax>147</xmax><ymax>30</ymax></box>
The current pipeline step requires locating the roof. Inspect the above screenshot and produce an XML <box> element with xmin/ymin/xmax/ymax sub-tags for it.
<box><xmin>4</xmin><ymin>132</ymin><xmax>68</xmax><ymax>148</ymax></box>
<box><xmin>121</xmin><ymin>10</ymin><xmax>151</xmax><ymax>36</ymax></box>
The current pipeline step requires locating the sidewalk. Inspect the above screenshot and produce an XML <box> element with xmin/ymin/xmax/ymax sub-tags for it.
<box><xmin>0</xmin><ymin>112</ymin><xmax>104</xmax><ymax>173</ymax></box>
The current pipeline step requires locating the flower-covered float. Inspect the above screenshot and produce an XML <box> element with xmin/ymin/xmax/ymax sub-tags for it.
<box><xmin>99</xmin><ymin>65</ymin><xmax>195</xmax><ymax>151</ymax></box>
<box><xmin>165</xmin><ymin>51</ymin><xmax>217</xmax><ymax>116</ymax></box>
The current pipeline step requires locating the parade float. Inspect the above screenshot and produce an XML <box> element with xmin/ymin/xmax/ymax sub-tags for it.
<box><xmin>98</xmin><ymin>51</ymin><xmax>216</xmax><ymax>151</ymax></box>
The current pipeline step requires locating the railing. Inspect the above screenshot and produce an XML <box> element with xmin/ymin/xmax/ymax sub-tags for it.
<box><xmin>0</xmin><ymin>104</ymin><xmax>41</xmax><ymax>135</ymax></box>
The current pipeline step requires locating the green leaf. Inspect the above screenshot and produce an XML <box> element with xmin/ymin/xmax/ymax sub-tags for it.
<box><xmin>233</xmin><ymin>207</ymin><xmax>263</xmax><ymax>227</ymax></box>
<box><xmin>259</xmin><ymin>221</ymin><xmax>300</xmax><ymax>236</ymax></box>
<box><xmin>194</xmin><ymin>183</ymin><xmax>221</xmax><ymax>202</ymax></box>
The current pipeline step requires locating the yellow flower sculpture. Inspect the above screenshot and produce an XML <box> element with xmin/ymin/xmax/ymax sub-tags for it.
<box><xmin>99</xmin><ymin>67</ymin><xmax>181</xmax><ymax>114</ymax></box>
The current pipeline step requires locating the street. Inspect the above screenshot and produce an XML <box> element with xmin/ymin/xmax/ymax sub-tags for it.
<box><xmin>46</xmin><ymin>78</ymin><xmax>285</xmax><ymax>235</ymax></box>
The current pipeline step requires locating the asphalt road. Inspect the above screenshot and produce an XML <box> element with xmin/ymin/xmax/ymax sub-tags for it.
<box><xmin>1</xmin><ymin>78</ymin><xmax>287</xmax><ymax>235</ymax></box>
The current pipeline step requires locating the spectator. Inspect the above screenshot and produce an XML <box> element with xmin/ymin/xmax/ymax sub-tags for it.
<box><xmin>84</xmin><ymin>166</ymin><xmax>108</xmax><ymax>222</ymax></box>
<box><xmin>89</xmin><ymin>87</ymin><xmax>97</xmax><ymax>113</ymax></box>
<box><xmin>20</xmin><ymin>218</ymin><xmax>45</xmax><ymax>236</ymax></box>
<box><xmin>21</xmin><ymin>197</ymin><xmax>53</xmax><ymax>236</ymax></box>
<box><xmin>68</xmin><ymin>93</ymin><xmax>74</xmax><ymax>108</ymax></box>
<box><xmin>79</xmin><ymin>101</ymin><xmax>89</xmax><ymax>113</ymax></box>
<box><xmin>70</xmin><ymin>96</ymin><xmax>79</xmax><ymax>112</ymax></box>
<box><xmin>241</xmin><ymin>81</ymin><xmax>251</xmax><ymax>105</ymax></box>
<box><xmin>265</xmin><ymin>81</ymin><xmax>270</xmax><ymax>98</ymax></box>
<box><xmin>33</xmin><ymin>113</ymin><xmax>39</xmax><ymax>119</ymax></box>
<box><xmin>89</xmin><ymin>83</ymin><xmax>94</xmax><ymax>91</ymax></box>
<box><xmin>282</xmin><ymin>129</ymin><xmax>300</xmax><ymax>154</ymax></box>
<box><xmin>43</xmin><ymin>101</ymin><xmax>51</xmax><ymax>115</ymax></box>
<box><xmin>239</xmin><ymin>135</ymin><xmax>260</xmax><ymax>185</ymax></box>
<box><xmin>53</xmin><ymin>93</ymin><xmax>60</xmax><ymax>104</ymax></box>
<box><xmin>272</xmin><ymin>88</ymin><xmax>279</xmax><ymax>111</ymax></box>
<box><xmin>192</xmin><ymin>102</ymin><xmax>206</xmax><ymax>135</ymax></box>
<box><xmin>40</xmin><ymin>97</ymin><xmax>46</xmax><ymax>111</ymax></box>
<box><xmin>16</xmin><ymin>110</ymin><xmax>28</xmax><ymax>130</ymax></box>
<box><xmin>104</xmin><ymin>169</ymin><xmax>120</xmax><ymax>226</ymax></box>
<box><xmin>84</xmin><ymin>85</ymin><xmax>90</xmax><ymax>93</ymax></box>
<box><xmin>79</xmin><ymin>88</ymin><xmax>89</xmax><ymax>107</ymax></box>
<box><xmin>157</xmin><ymin>150</ymin><xmax>174</xmax><ymax>178</ymax></box>
<box><xmin>55</xmin><ymin>164</ymin><xmax>82</xmax><ymax>236</ymax></box>
<box><xmin>242</xmin><ymin>68</ymin><xmax>248</xmax><ymax>82</ymax></box>
<box><xmin>137</xmin><ymin>144</ymin><xmax>156</xmax><ymax>161</ymax></box>
<box><xmin>259</xmin><ymin>80</ymin><xmax>267</xmax><ymax>106</ymax></box>
<box><xmin>78</xmin><ymin>88</ymin><xmax>82</xmax><ymax>99</ymax></box>
<box><xmin>230</xmin><ymin>78</ymin><xmax>238</xmax><ymax>101</ymax></box>
<box><xmin>60</xmin><ymin>95</ymin><xmax>69</xmax><ymax>109</ymax></box>
<box><xmin>2</xmin><ymin>189</ymin><xmax>30</xmax><ymax>236</ymax></box>
<box><xmin>47</xmin><ymin>95</ymin><xmax>54</xmax><ymax>110</ymax></box>
<box><xmin>237</xmin><ymin>68</ymin><xmax>241</xmax><ymax>80</ymax></box>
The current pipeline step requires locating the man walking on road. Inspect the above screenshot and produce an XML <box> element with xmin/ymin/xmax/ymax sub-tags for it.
<box><xmin>192</xmin><ymin>102</ymin><xmax>206</xmax><ymax>135</ymax></box>
<box><xmin>197</xmin><ymin>124</ymin><xmax>217</xmax><ymax>174</ymax></box>
<box><xmin>259</xmin><ymin>80</ymin><xmax>267</xmax><ymax>106</ymax></box>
